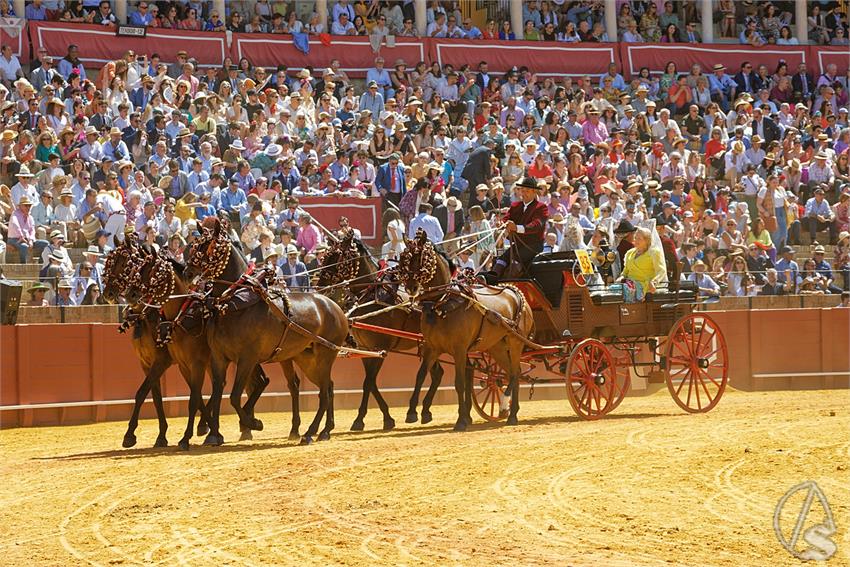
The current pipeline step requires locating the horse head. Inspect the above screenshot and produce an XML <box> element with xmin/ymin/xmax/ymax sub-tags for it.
<box><xmin>102</xmin><ymin>234</ymin><xmax>144</xmax><ymax>303</ymax></box>
<box><xmin>317</xmin><ymin>230</ymin><xmax>359</xmax><ymax>289</ymax></box>
<box><xmin>398</xmin><ymin>229</ymin><xmax>437</xmax><ymax>297</ymax></box>
<box><xmin>184</xmin><ymin>218</ymin><xmax>231</xmax><ymax>283</ymax></box>
<box><xmin>124</xmin><ymin>245</ymin><xmax>174</xmax><ymax>306</ymax></box>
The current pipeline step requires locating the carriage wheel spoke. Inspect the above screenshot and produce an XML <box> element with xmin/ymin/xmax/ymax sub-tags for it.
<box><xmin>697</xmin><ymin>372</ymin><xmax>715</xmax><ymax>404</ymax></box>
<box><xmin>685</xmin><ymin>371</ymin><xmax>695</xmax><ymax>407</ymax></box>
<box><xmin>698</xmin><ymin>367</ymin><xmax>723</xmax><ymax>390</ymax></box>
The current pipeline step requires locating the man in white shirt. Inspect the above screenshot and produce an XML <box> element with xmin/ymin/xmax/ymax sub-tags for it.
<box><xmin>446</xmin><ymin>127</ymin><xmax>473</xmax><ymax>174</ymax></box>
<box><xmin>651</xmin><ymin>108</ymin><xmax>682</xmax><ymax>140</ymax></box>
<box><xmin>0</xmin><ymin>45</ymin><xmax>22</xmax><ymax>88</ymax></box>
<box><xmin>331</xmin><ymin>12</ymin><xmax>356</xmax><ymax>35</ymax></box>
<box><xmin>427</xmin><ymin>12</ymin><xmax>448</xmax><ymax>37</ymax></box>
<box><xmin>408</xmin><ymin>203</ymin><xmax>444</xmax><ymax>244</ymax></box>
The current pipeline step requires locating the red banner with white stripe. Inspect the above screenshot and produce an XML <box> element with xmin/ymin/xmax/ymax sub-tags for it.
<box><xmin>297</xmin><ymin>196</ymin><xmax>383</xmax><ymax>245</ymax></box>
<box><xmin>28</xmin><ymin>21</ymin><xmax>228</xmax><ymax>66</ymax></box>
<box><xmin>230</xmin><ymin>33</ymin><xmax>427</xmax><ymax>78</ymax></box>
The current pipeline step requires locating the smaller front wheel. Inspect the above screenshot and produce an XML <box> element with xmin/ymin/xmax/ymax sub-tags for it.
<box><xmin>469</xmin><ymin>354</ymin><xmax>509</xmax><ymax>422</ymax></box>
<box><xmin>565</xmin><ymin>339</ymin><xmax>625</xmax><ymax>420</ymax></box>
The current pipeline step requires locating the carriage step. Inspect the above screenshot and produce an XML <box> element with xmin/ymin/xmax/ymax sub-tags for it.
<box><xmin>647</xmin><ymin>371</ymin><xmax>666</xmax><ymax>384</ymax></box>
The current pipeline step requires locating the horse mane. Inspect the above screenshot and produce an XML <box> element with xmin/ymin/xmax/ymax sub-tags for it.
<box><xmin>434</xmin><ymin>245</ymin><xmax>456</xmax><ymax>276</ymax></box>
<box><xmin>352</xmin><ymin>237</ymin><xmax>379</xmax><ymax>270</ymax></box>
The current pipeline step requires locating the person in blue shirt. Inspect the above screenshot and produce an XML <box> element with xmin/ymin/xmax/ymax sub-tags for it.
<box><xmin>774</xmin><ymin>245</ymin><xmax>801</xmax><ymax>293</ymax></box>
<box><xmin>812</xmin><ymin>245</ymin><xmax>844</xmax><ymax>294</ymax></box>
<box><xmin>128</xmin><ymin>2</ymin><xmax>154</xmax><ymax>26</ymax></box>
<box><xmin>329</xmin><ymin>150</ymin><xmax>350</xmax><ymax>183</ymax></box>
<box><xmin>219</xmin><ymin>177</ymin><xmax>248</xmax><ymax>218</ymax></box>
<box><xmin>359</xmin><ymin>81</ymin><xmax>385</xmax><ymax>122</ymax></box>
<box><xmin>598</xmin><ymin>63</ymin><xmax>627</xmax><ymax>92</ymax></box>
<box><xmin>708</xmin><ymin>64</ymin><xmax>738</xmax><ymax>111</ymax></box>
<box><xmin>25</xmin><ymin>0</ymin><xmax>47</xmax><ymax>21</ymax></box>
<box><xmin>460</xmin><ymin>19</ymin><xmax>482</xmax><ymax>39</ymax></box>
<box><xmin>408</xmin><ymin>203</ymin><xmax>444</xmax><ymax>244</ymax></box>
<box><xmin>366</xmin><ymin>57</ymin><xmax>394</xmax><ymax>100</ymax></box>
<box><xmin>803</xmin><ymin>188</ymin><xmax>838</xmax><ymax>244</ymax></box>
<box><xmin>375</xmin><ymin>153</ymin><xmax>406</xmax><ymax>207</ymax></box>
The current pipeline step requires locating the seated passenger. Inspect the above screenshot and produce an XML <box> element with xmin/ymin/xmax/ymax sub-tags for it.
<box><xmin>557</xmin><ymin>217</ymin><xmax>587</xmax><ymax>252</ymax></box>
<box><xmin>615</xmin><ymin>226</ymin><xmax>666</xmax><ymax>302</ymax></box>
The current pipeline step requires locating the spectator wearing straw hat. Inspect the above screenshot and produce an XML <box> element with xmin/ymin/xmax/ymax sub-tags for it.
<box><xmin>280</xmin><ymin>244</ymin><xmax>309</xmax><ymax>290</ymax></box>
<box><xmin>25</xmin><ymin>282</ymin><xmax>50</xmax><ymax>307</ymax></box>
<box><xmin>40</xmin><ymin>228</ymin><xmax>73</xmax><ymax>271</ymax></box>
<box><xmin>812</xmin><ymin>244</ymin><xmax>844</xmax><ymax>294</ymax></box>
<box><xmin>54</xmin><ymin>278</ymin><xmax>74</xmax><ymax>306</ymax></box>
<box><xmin>10</xmin><ymin>165</ymin><xmax>38</xmax><ymax>208</ymax></box>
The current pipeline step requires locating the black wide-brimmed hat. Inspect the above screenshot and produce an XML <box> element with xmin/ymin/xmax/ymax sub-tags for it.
<box><xmin>515</xmin><ymin>176</ymin><xmax>541</xmax><ymax>191</ymax></box>
<box><xmin>613</xmin><ymin>219</ymin><xmax>638</xmax><ymax>234</ymax></box>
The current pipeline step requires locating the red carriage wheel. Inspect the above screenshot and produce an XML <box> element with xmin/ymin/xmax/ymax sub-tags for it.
<box><xmin>565</xmin><ymin>339</ymin><xmax>622</xmax><ymax>420</ymax></box>
<box><xmin>469</xmin><ymin>353</ymin><xmax>508</xmax><ymax>422</ymax></box>
<box><xmin>664</xmin><ymin>313</ymin><xmax>728</xmax><ymax>413</ymax></box>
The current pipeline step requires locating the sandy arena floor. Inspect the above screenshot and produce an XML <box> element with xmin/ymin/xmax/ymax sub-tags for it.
<box><xmin>0</xmin><ymin>388</ymin><xmax>848</xmax><ymax>566</ymax></box>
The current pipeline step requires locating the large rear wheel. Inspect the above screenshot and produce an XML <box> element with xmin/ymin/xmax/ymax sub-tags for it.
<box><xmin>664</xmin><ymin>313</ymin><xmax>728</xmax><ymax>413</ymax></box>
<box><xmin>565</xmin><ymin>339</ymin><xmax>626</xmax><ymax>420</ymax></box>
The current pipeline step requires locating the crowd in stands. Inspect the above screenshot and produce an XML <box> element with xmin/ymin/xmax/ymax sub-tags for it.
<box><xmin>5</xmin><ymin>1</ymin><xmax>848</xmax><ymax>45</ymax></box>
<box><xmin>0</xmin><ymin>0</ymin><xmax>849</xmax><ymax>308</ymax></box>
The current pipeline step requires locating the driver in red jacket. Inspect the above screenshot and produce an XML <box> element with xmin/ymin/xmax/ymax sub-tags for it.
<box><xmin>484</xmin><ymin>177</ymin><xmax>549</xmax><ymax>283</ymax></box>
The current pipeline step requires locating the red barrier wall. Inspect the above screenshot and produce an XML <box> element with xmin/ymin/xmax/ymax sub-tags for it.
<box><xmin>21</xmin><ymin>22</ymin><xmax>848</xmax><ymax>78</ymax></box>
<box><xmin>1</xmin><ymin>308</ymin><xmax>847</xmax><ymax>428</ymax></box>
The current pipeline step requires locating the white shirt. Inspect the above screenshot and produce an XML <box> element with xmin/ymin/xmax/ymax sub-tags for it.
<box><xmin>408</xmin><ymin>213</ymin><xmax>444</xmax><ymax>243</ymax></box>
<box><xmin>0</xmin><ymin>54</ymin><xmax>22</xmax><ymax>82</ymax></box>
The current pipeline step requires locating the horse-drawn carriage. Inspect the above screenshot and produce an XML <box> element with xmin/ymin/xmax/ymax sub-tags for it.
<box><xmin>348</xmin><ymin>240</ymin><xmax>729</xmax><ymax>423</ymax></box>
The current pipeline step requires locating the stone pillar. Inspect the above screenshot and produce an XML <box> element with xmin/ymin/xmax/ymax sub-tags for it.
<box><xmin>13</xmin><ymin>0</ymin><xmax>24</xmax><ymax>20</ymax></box>
<box><xmin>213</xmin><ymin>0</ymin><xmax>226</xmax><ymax>22</ymax></box>
<box><xmin>795</xmin><ymin>0</ymin><xmax>808</xmax><ymax>44</ymax></box>
<box><xmin>415</xmin><ymin>0</ymin><xmax>426</xmax><ymax>36</ymax></box>
<box><xmin>317</xmin><ymin>0</ymin><xmax>328</xmax><ymax>32</ymax></box>
<box><xmin>114</xmin><ymin>0</ymin><xmax>126</xmax><ymax>24</ymax></box>
<box><xmin>510</xmin><ymin>0</ymin><xmax>524</xmax><ymax>39</ymax></box>
<box><xmin>604</xmin><ymin>0</ymin><xmax>617</xmax><ymax>42</ymax></box>
<box><xmin>700</xmin><ymin>0</ymin><xmax>713</xmax><ymax>43</ymax></box>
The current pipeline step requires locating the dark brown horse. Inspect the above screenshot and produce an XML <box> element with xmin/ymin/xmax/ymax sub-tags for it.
<box><xmin>397</xmin><ymin>230</ymin><xmax>534</xmax><ymax>430</ymax></box>
<box><xmin>102</xmin><ymin>236</ymin><xmax>179</xmax><ymax>448</ymax></box>
<box><xmin>317</xmin><ymin>233</ymin><xmax>444</xmax><ymax>430</ymax></box>
<box><xmin>185</xmin><ymin>218</ymin><xmax>348</xmax><ymax>444</ymax></box>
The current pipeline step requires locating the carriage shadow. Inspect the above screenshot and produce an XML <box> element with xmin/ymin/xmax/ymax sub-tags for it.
<box><xmin>35</xmin><ymin>411</ymin><xmax>682</xmax><ymax>461</ymax></box>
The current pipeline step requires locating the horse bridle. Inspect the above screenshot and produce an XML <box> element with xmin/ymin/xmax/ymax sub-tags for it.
<box><xmin>129</xmin><ymin>252</ymin><xmax>175</xmax><ymax>305</ymax></box>
<box><xmin>319</xmin><ymin>233</ymin><xmax>360</xmax><ymax>287</ymax></box>
<box><xmin>188</xmin><ymin>230</ymin><xmax>232</xmax><ymax>281</ymax></box>
<box><xmin>103</xmin><ymin>241</ymin><xmax>146</xmax><ymax>297</ymax></box>
<box><xmin>398</xmin><ymin>231</ymin><xmax>438</xmax><ymax>291</ymax></box>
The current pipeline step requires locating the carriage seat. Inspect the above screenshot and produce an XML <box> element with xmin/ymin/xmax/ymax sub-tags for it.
<box><xmin>590</xmin><ymin>280</ymin><xmax>698</xmax><ymax>305</ymax></box>
<box><xmin>528</xmin><ymin>251</ymin><xmax>579</xmax><ymax>308</ymax></box>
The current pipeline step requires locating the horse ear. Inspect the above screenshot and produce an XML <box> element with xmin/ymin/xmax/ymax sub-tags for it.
<box><xmin>212</xmin><ymin>218</ymin><xmax>221</xmax><ymax>237</ymax></box>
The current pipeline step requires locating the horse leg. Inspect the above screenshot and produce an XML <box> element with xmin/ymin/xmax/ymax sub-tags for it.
<box><xmin>319</xmin><ymin>380</ymin><xmax>336</xmax><ymax>441</ymax></box>
<box><xmin>487</xmin><ymin>343</ymin><xmax>522</xmax><ymax>426</ymax></box>
<box><xmin>351</xmin><ymin>358</ymin><xmax>378</xmax><ymax>431</ymax></box>
<box><xmin>420</xmin><ymin>362</ymin><xmax>444</xmax><ymax>424</ymax></box>
<box><xmin>150</xmin><ymin>379</ymin><xmax>169</xmax><ymax>448</ymax></box>
<box><xmin>123</xmin><ymin>360</ymin><xmax>168</xmax><ymax>448</ymax></box>
<box><xmin>229</xmin><ymin>363</ymin><xmax>255</xmax><ymax>441</ymax></box>
<box><xmin>281</xmin><ymin>361</ymin><xmax>301</xmax><ymax>440</ymax></box>
<box><xmin>406</xmin><ymin>359</ymin><xmax>431</xmax><ymax>423</ymax></box>
<box><xmin>301</xmin><ymin>383</ymin><xmax>327</xmax><ymax>446</ymax></box>
<box><xmin>196</xmin><ymin>396</ymin><xmax>209</xmax><ymax>437</ymax></box>
<box><xmin>452</xmin><ymin>351</ymin><xmax>469</xmax><ymax>431</ymax></box>
<box><xmin>177</xmin><ymin>363</ymin><xmax>206</xmax><ymax>450</ymax></box>
<box><xmin>203</xmin><ymin>354</ymin><xmax>227</xmax><ymax>446</ymax></box>
<box><xmin>241</xmin><ymin>365</ymin><xmax>270</xmax><ymax>434</ymax></box>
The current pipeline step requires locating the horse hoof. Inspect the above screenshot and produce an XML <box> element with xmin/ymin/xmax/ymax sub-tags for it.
<box><xmin>421</xmin><ymin>412</ymin><xmax>433</xmax><ymax>424</ymax></box>
<box><xmin>318</xmin><ymin>431</ymin><xmax>331</xmax><ymax>441</ymax></box>
<box><xmin>196</xmin><ymin>423</ymin><xmax>209</xmax><ymax>436</ymax></box>
<box><xmin>453</xmin><ymin>420</ymin><xmax>468</xmax><ymax>432</ymax></box>
<box><xmin>350</xmin><ymin>420</ymin><xmax>365</xmax><ymax>432</ymax></box>
<box><xmin>382</xmin><ymin>417</ymin><xmax>396</xmax><ymax>431</ymax></box>
<box><xmin>506</xmin><ymin>415</ymin><xmax>519</xmax><ymax>426</ymax></box>
<box><xmin>288</xmin><ymin>430</ymin><xmax>301</xmax><ymax>441</ymax></box>
<box><xmin>239</xmin><ymin>430</ymin><xmax>253</xmax><ymax>441</ymax></box>
<box><xmin>203</xmin><ymin>433</ymin><xmax>224</xmax><ymax>446</ymax></box>
<box><xmin>251</xmin><ymin>418</ymin><xmax>264</xmax><ymax>431</ymax></box>
<box><xmin>153</xmin><ymin>436</ymin><xmax>168</xmax><ymax>448</ymax></box>
<box><xmin>177</xmin><ymin>439</ymin><xmax>190</xmax><ymax>451</ymax></box>
<box><xmin>405</xmin><ymin>411</ymin><xmax>418</xmax><ymax>424</ymax></box>
<box><xmin>300</xmin><ymin>435</ymin><xmax>313</xmax><ymax>446</ymax></box>
<box><xmin>122</xmin><ymin>434</ymin><xmax>137</xmax><ymax>448</ymax></box>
